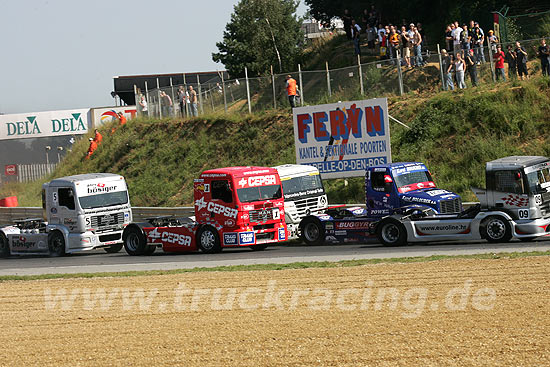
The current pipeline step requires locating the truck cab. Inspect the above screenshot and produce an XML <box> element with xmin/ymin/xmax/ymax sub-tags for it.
<box><xmin>365</xmin><ymin>162</ymin><xmax>462</xmax><ymax>217</ymax></box>
<box><xmin>274</xmin><ymin>164</ymin><xmax>328</xmax><ymax>239</ymax></box>
<box><xmin>0</xmin><ymin>173</ymin><xmax>132</xmax><ymax>257</ymax></box>
<box><xmin>193</xmin><ymin>166</ymin><xmax>287</xmax><ymax>251</ymax></box>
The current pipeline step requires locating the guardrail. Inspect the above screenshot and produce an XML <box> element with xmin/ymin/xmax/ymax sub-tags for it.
<box><xmin>0</xmin><ymin>203</ymin><xmax>478</xmax><ymax>226</ymax></box>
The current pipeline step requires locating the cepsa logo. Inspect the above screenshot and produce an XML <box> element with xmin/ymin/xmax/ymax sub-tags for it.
<box><xmin>238</xmin><ymin>175</ymin><xmax>277</xmax><ymax>188</ymax></box>
<box><xmin>147</xmin><ymin>228</ymin><xmax>192</xmax><ymax>247</ymax></box>
<box><xmin>195</xmin><ymin>197</ymin><xmax>238</xmax><ymax>219</ymax></box>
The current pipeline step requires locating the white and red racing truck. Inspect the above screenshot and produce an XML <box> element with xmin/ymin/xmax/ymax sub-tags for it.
<box><xmin>122</xmin><ymin>166</ymin><xmax>287</xmax><ymax>255</ymax></box>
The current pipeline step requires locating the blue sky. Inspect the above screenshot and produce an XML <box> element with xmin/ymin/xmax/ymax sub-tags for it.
<box><xmin>0</xmin><ymin>0</ymin><xmax>308</xmax><ymax>114</ymax></box>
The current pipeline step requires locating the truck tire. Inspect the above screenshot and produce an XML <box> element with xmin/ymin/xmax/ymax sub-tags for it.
<box><xmin>104</xmin><ymin>244</ymin><xmax>123</xmax><ymax>253</ymax></box>
<box><xmin>123</xmin><ymin>227</ymin><xmax>148</xmax><ymax>256</ymax></box>
<box><xmin>300</xmin><ymin>217</ymin><xmax>325</xmax><ymax>245</ymax></box>
<box><xmin>376</xmin><ymin>218</ymin><xmax>407</xmax><ymax>247</ymax></box>
<box><xmin>0</xmin><ymin>233</ymin><xmax>10</xmax><ymax>258</ymax></box>
<box><xmin>48</xmin><ymin>231</ymin><xmax>66</xmax><ymax>257</ymax></box>
<box><xmin>250</xmin><ymin>243</ymin><xmax>268</xmax><ymax>251</ymax></box>
<box><xmin>197</xmin><ymin>226</ymin><xmax>221</xmax><ymax>254</ymax></box>
<box><xmin>481</xmin><ymin>216</ymin><xmax>512</xmax><ymax>243</ymax></box>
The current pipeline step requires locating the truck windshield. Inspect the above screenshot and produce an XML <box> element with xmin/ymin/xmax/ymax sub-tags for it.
<box><xmin>393</xmin><ymin>170</ymin><xmax>435</xmax><ymax>193</ymax></box>
<box><xmin>237</xmin><ymin>185</ymin><xmax>282</xmax><ymax>203</ymax></box>
<box><xmin>526</xmin><ymin>166</ymin><xmax>550</xmax><ymax>194</ymax></box>
<box><xmin>79</xmin><ymin>191</ymin><xmax>129</xmax><ymax>209</ymax></box>
<box><xmin>282</xmin><ymin>175</ymin><xmax>324</xmax><ymax>196</ymax></box>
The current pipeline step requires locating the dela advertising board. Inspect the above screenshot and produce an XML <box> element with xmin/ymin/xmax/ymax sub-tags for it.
<box><xmin>293</xmin><ymin>98</ymin><xmax>391</xmax><ymax>179</ymax></box>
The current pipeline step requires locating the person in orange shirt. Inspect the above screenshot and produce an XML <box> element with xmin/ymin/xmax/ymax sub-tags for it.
<box><xmin>85</xmin><ymin>137</ymin><xmax>98</xmax><ymax>160</ymax></box>
<box><xmin>285</xmin><ymin>75</ymin><xmax>299</xmax><ymax>108</ymax></box>
<box><xmin>117</xmin><ymin>112</ymin><xmax>127</xmax><ymax>125</ymax></box>
<box><xmin>94</xmin><ymin>129</ymin><xmax>103</xmax><ymax>145</ymax></box>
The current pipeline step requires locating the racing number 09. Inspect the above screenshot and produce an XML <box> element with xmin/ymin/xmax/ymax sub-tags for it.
<box><xmin>518</xmin><ymin>209</ymin><xmax>529</xmax><ymax>219</ymax></box>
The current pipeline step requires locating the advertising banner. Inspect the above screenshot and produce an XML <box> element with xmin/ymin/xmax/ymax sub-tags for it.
<box><xmin>4</xmin><ymin>165</ymin><xmax>17</xmax><ymax>176</ymax></box>
<box><xmin>90</xmin><ymin>106</ymin><xmax>137</xmax><ymax>128</ymax></box>
<box><xmin>0</xmin><ymin>109</ymin><xmax>90</xmax><ymax>141</ymax></box>
<box><xmin>293</xmin><ymin>98</ymin><xmax>391</xmax><ymax>179</ymax></box>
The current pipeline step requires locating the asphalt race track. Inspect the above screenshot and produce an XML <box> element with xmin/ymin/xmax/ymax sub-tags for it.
<box><xmin>2</xmin><ymin>240</ymin><xmax>550</xmax><ymax>276</ymax></box>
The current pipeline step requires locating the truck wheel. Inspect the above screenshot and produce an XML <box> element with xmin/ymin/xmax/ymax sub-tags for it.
<box><xmin>250</xmin><ymin>243</ymin><xmax>268</xmax><ymax>251</ymax></box>
<box><xmin>48</xmin><ymin>231</ymin><xmax>66</xmax><ymax>257</ymax></box>
<box><xmin>377</xmin><ymin>219</ymin><xmax>407</xmax><ymax>247</ymax></box>
<box><xmin>300</xmin><ymin>218</ymin><xmax>325</xmax><ymax>245</ymax></box>
<box><xmin>481</xmin><ymin>216</ymin><xmax>512</xmax><ymax>243</ymax></box>
<box><xmin>104</xmin><ymin>244</ymin><xmax>123</xmax><ymax>253</ymax></box>
<box><xmin>197</xmin><ymin>227</ymin><xmax>221</xmax><ymax>254</ymax></box>
<box><xmin>0</xmin><ymin>233</ymin><xmax>10</xmax><ymax>258</ymax></box>
<box><xmin>123</xmin><ymin>227</ymin><xmax>147</xmax><ymax>256</ymax></box>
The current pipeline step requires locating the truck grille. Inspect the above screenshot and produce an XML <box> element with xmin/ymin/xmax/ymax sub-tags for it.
<box><xmin>249</xmin><ymin>209</ymin><xmax>275</xmax><ymax>222</ymax></box>
<box><xmin>294</xmin><ymin>197</ymin><xmax>321</xmax><ymax>217</ymax></box>
<box><xmin>91</xmin><ymin>212</ymin><xmax>124</xmax><ymax>229</ymax></box>
<box><xmin>440</xmin><ymin>198</ymin><xmax>462</xmax><ymax>214</ymax></box>
<box><xmin>256</xmin><ymin>232</ymin><xmax>275</xmax><ymax>243</ymax></box>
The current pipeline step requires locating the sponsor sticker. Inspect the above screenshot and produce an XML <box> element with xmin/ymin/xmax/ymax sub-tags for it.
<box><xmin>239</xmin><ymin>231</ymin><xmax>255</xmax><ymax>245</ymax></box>
<box><xmin>278</xmin><ymin>227</ymin><xmax>286</xmax><ymax>241</ymax></box>
<box><xmin>223</xmin><ymin>233</ymin><xmax>238</xmax><ymax>246</ymax></box>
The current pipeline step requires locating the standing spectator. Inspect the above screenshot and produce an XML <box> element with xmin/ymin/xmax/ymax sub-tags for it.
<box><xmin>94</xmin><ymin>129</ymin><xmax>103</xmax><ymax>145</ymax></box>
<box><xmin>445</xmin><ymin>25</ymin><xmax>453</xmax><ymax>52</ymax></box>
<box><xmin>366</xmin><ymin>24</ymin><xmax>377</xmax><ymax>54</ymax></box>
<box><xmin>487</xmin><ymin>30</ymin><xmax>498</xmax><ymax>54</ymax></box>
<box><xmin>160</xmin><ymin>91</ymin><xmax>173</xmax><ymax>117</ymax></box>
<box><xmin>536</xmin><ymin>39</ymin><xmax>550</xmax><ymax>76</ymax></box>
<box><xmin>465</xmin><ymin>49</ymin><xmax>478</xmax><ymax>86</ymax></box>
<box><xmin>474</xmin><ymin>22</ymin><xmax>486</xmax><ymax>63</ymax></box>
<box><xmin>417</xmin><ymin>23</ymin><xmax>426</xmax><ymax>64</ymax></box>
<box><xmin>178</xmin><ymin>86</ymin><xmax>187</xmax><ymax>117</ymax></box>
<box><xmin>472</xmin><ymin>26</ymin><xmax>485</xmax><ymax>64</ymax></box>
<box><xmin>505</xmin><ymin>45</ymin><xmax>517</xmax><ymax>79</ymax></box>
<box><xmin>452</xmin><ymin>22</ymin><xmax>462</xmax><ymax>55</ymax></box>
<box><xmin>460</xmin><ymin>24</ymin><xmax>470</xmax><ymax>56</ymax></box>
<box><xmin>515</xmin><ymin>41</ymin><xmax>529</xmax><ymax>80</ymax></box>
<box><xmin>361</xmin><ymin>9</ymin><xmax>369</xmax><ymax>32</ymax></box>
<box><xmin>188</xmin><ymin>85</ymin><xmax>198</xmax><ymax>116</ymax></box>
<box><xmin>285</xmin><ymin>75</ymin><xmax>299</xmax><ymax>109</ymax></box>
<box><xmin>351</xmin><ymin>19</ymin><xmax>361</xmax><ymax>56</ymax></box>
<box><xmin>455</xmin><ymin>52</ymin><xmax>466</xmax><ymax>89</ymax></box>
<box><xmin>85</xmin><ymin>138</ymin><xmax>97</xmax><ymax>160</ymax></box>
<box><xmin>441</xmin><ymin>49</ymin><xmax>454</xmax><ymax>91</ymax></box>
<box><xmin>342</xmin><ymin>9</ymin><xmax>352</xmax><ymax>40</ymax></box>
<box><xmin>412</xmin><ymin>26</ymin><xmax>423</xmax><ymax>67</ymax></box>
<box><xmin>494</xmin><ymin>45</ymin><xmax>506</xmax><ymax>81</ymax></box>
<box><xmin>139</xmin><ymin>95</ymin><xmax>148</xmax><ymax>117</ymax></box>
<box><xmin>389</xmin><ymin>27</ymin><xmax>400</xmax><ymax>63</ymax></box>
<box><xmin>401</xmin><ymin>25</ymin><xmax>411</xmax><ymax>67</ymax></box>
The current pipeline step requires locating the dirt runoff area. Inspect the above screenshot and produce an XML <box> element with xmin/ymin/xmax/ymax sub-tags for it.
<box><xmin>1</xmin><ymin>256</ymin><xmax>549</xmax><ymax>366</ymax></box>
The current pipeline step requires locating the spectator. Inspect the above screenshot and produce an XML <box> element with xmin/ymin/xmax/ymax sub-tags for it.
<box><xmin>465</xmin><ymin>49</ymin><xmax>478</xmax><ymax>86</ymax></box>
<box><xmin>366</xmin><ymin>24</ymin><xmax>377</xmax><ymax>53</ymax></box>
<box><xmin>361</xmin><ymin>9</ymin><xmax>369</xmax><ymax>32</ymax></box>
<box><xmin>117</xmin><ymin>112</ymin><xmax>127</xmax><ymax>126</ymax></box>
<box><xmin>412</xmin><ymin>26</ymin><xmax>423</xmax><ymax>67</ymax></box>
<box><xmin>474</xmin><ymin>22</ymin><xmax>486</xmax><ymax>63</ymax></box>
<box><xmin>515</xmin><ymin>41</ymin><xmax>529</xmax><ymax>80</ymax></box>
<box><xmin>417</xmin><ymin>23</ymin><xmax>426</xmax><ymax>64</ymax></box>
<box><xmin>188</xmin><ymin>85</ymin><xmax>198</xmax><ymax>116</ymax></box>
<box><xmin>139</xmin><ymin>95</ymin><xmax>148</xmax><ymax>117</ymax></box>
<box><xmin>487</xmin><ymin>30</ymin><xmax>498</xmax><ymax>54</ymax></box>
<box><xmin>505</xmin><ymin>45</ymin><xmax>517</xmax><ymax>79</ymax></box>
<box><xmin>452</xmin><ymin>21</ymin><xmax>463</xmax><ymax>55</ymax></box>
<box><xmin>472</xmin><ymin>26</ymin><xmax>485</xmax><ymax>64</ymax></box>
<box><xmin>160</xmin><ymin>91</ymin><xmax>173</xmax><ymax>117</ymax></box>
<box><xmin>342</xmin><ymin>9</ymin><xmax>352</xmax><ymax>40</ymax></box>
<box><xmin>460</xmin><ymin>24</ymin><xmax>470</xmax><ymax>56</ymax></box>
<box><xmin>85</xmin><ymin>138</ymin><xmax>97</xmax><ymax>160</ymax></box>
<box><xmin>536</xmin><ymin>39</ymin><xmax>550</xmax><ymax>76</ymax></box>
<box><xmin>455</xmin><ymin>52</ymin><xmax>466</xmax><ymax>89</ymax></box>
<box><xmin>285</xmin><ymin>74</ymin><xmax>299</xmax><ymax>109</ymax></box>
<box><xmin>178</xmin><ymin>86</ymin><xmax>187</xmax><ymax>117</ymax></box>
<box><xmin>401</xmin><ymin>25</ymin><xmax>411</xmax><ymax>67</ymax></box>
<box><xmin>494</xmin><ymin>44</ymin><xmax>506</xmax><ymax>82</ymax></box>
<box><xmin>94</xmin><ymin>129</ymin><xmax>102</xmax><ymax>145</ymax></box>
<box><xmin>445</xmin><ymin>25</ymin><xmax>453</xmax><ymax>52</ymax></box>
<box><xmin>351</xmin><ymin>19</ymin><xmax>361</xmax><ymax>56</ymax></box>
<box><xmin>389</xmin><ymin>27</ymin><xmax>400</xmax><ymax>62</ymax></box>
<box><xmin>441</xmin><ymin>49</ymin><xmax>454</xmax><ymax>91</ymax></box>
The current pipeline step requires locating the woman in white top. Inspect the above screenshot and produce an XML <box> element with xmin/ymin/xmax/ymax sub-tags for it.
<box><xmin>455</xmin><ymin>53</ymin><xmax>466</xmax><ymax>89</ymax></box>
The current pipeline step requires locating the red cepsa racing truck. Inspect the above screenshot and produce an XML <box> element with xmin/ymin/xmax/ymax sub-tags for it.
<box><xmin>122</xmin><ymin>166</ymin><xmax>287</xmax><ymax>255</ymax></box>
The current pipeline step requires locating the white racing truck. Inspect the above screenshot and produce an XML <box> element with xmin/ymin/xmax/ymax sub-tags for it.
<box><xmin>274</xmin><ymin>164</ymin><xmax>328</xmax><ymax>240</ymax></box>
<box><xmin>0</xmin><ymin>173</ymin><xmax>132</xmax><ymax>257</ymax></box>
<box><xmin>376</xmin><ymin>156</ymin><xmax>550</xmax><ymax>246</ymax></box>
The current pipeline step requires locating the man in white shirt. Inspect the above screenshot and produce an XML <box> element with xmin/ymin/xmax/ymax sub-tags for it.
<box><xmin>451</xmin><ymin>21</ymin><xmax>463</xmax><ymax>55</ymax></box>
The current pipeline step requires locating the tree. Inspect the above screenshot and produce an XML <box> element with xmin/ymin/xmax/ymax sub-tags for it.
<box><xmin>212</xmin><ymin>0</ymin><xmax>303</xmax><ymax>78</ymax></box>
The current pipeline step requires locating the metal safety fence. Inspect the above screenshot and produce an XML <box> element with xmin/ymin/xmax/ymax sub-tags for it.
<box><xmin>134</xmin><ymin>37</ymin><xmax>549</xmax><ymax>118</ymax></box>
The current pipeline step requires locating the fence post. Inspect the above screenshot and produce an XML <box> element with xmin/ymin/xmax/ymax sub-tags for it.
<box><xmin>157</xmin><ymin>78</ymin><xmax>162</xmax><ymax>119</ymax></box>
<box><xmin>245</xmin><ymin>67</ymin><xmax>252</xmax><ymax>114</ymax></box>
<box><xmin>358</xmin><ymin>55</ymin><xmax>364</xmax><ymax>95</ymax></box>
<box><xmin>133</xmin><ymin>84</ymin><xmax>139</xmax><ymax>116</ymax></box>
<box><xmin>396</xmin><ymin>54</ymin><xmax>404</xmax><ymax>96</ymax></box>
<box><xmin>197</xmin><ymin>75</ymin><xmax>204</xmax><ymax>115</ymax></box>
<box><xmin>326</xmin><ymin>61</ymin><xmax>331</xmax><ymax>97</ymax></box>
<box><xmin>437</xmin><ymin>44</ymin><xmax>445</xmax><ymax>91</ymax></box>
<box><xmin>487</xmin><ymin>37</ymin><xmax>495</xmax><ymax>82</ymax></box>
<box><xmin>221</xmin><ymin>72</ymin><xmax>227</xmax><ymax>113</ymax></box>
<box><xmin>170</xmin><ymin>77</ymin><xmax>176</xmax><ymax>117</ymax></box>
<box><xmin>271</xmin><ymin>65</ymin><xmax>277</xmax><ymax>109</ymax></box>
<box><xmin>298</xmin><ymin>64</ymin><xmax>304</xmax><ymax>106</ymax></box>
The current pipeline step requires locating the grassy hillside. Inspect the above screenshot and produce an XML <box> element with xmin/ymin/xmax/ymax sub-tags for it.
<box><xmin>2</xmin><ymin>77</ymin><xmax>550</xmax><ymax>206</ymax></box>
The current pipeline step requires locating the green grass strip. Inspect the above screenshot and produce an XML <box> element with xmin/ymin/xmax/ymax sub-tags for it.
<box><xmin>1</xmin><ymin>250</ymin><xmax>549</xmax><ymax>282</ymax></box>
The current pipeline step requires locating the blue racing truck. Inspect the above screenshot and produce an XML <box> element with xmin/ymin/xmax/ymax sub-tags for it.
<box><xmin>299</xmin><ymin>162</ymin><xmax>462</xmax><ymax>245</ymax></box>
